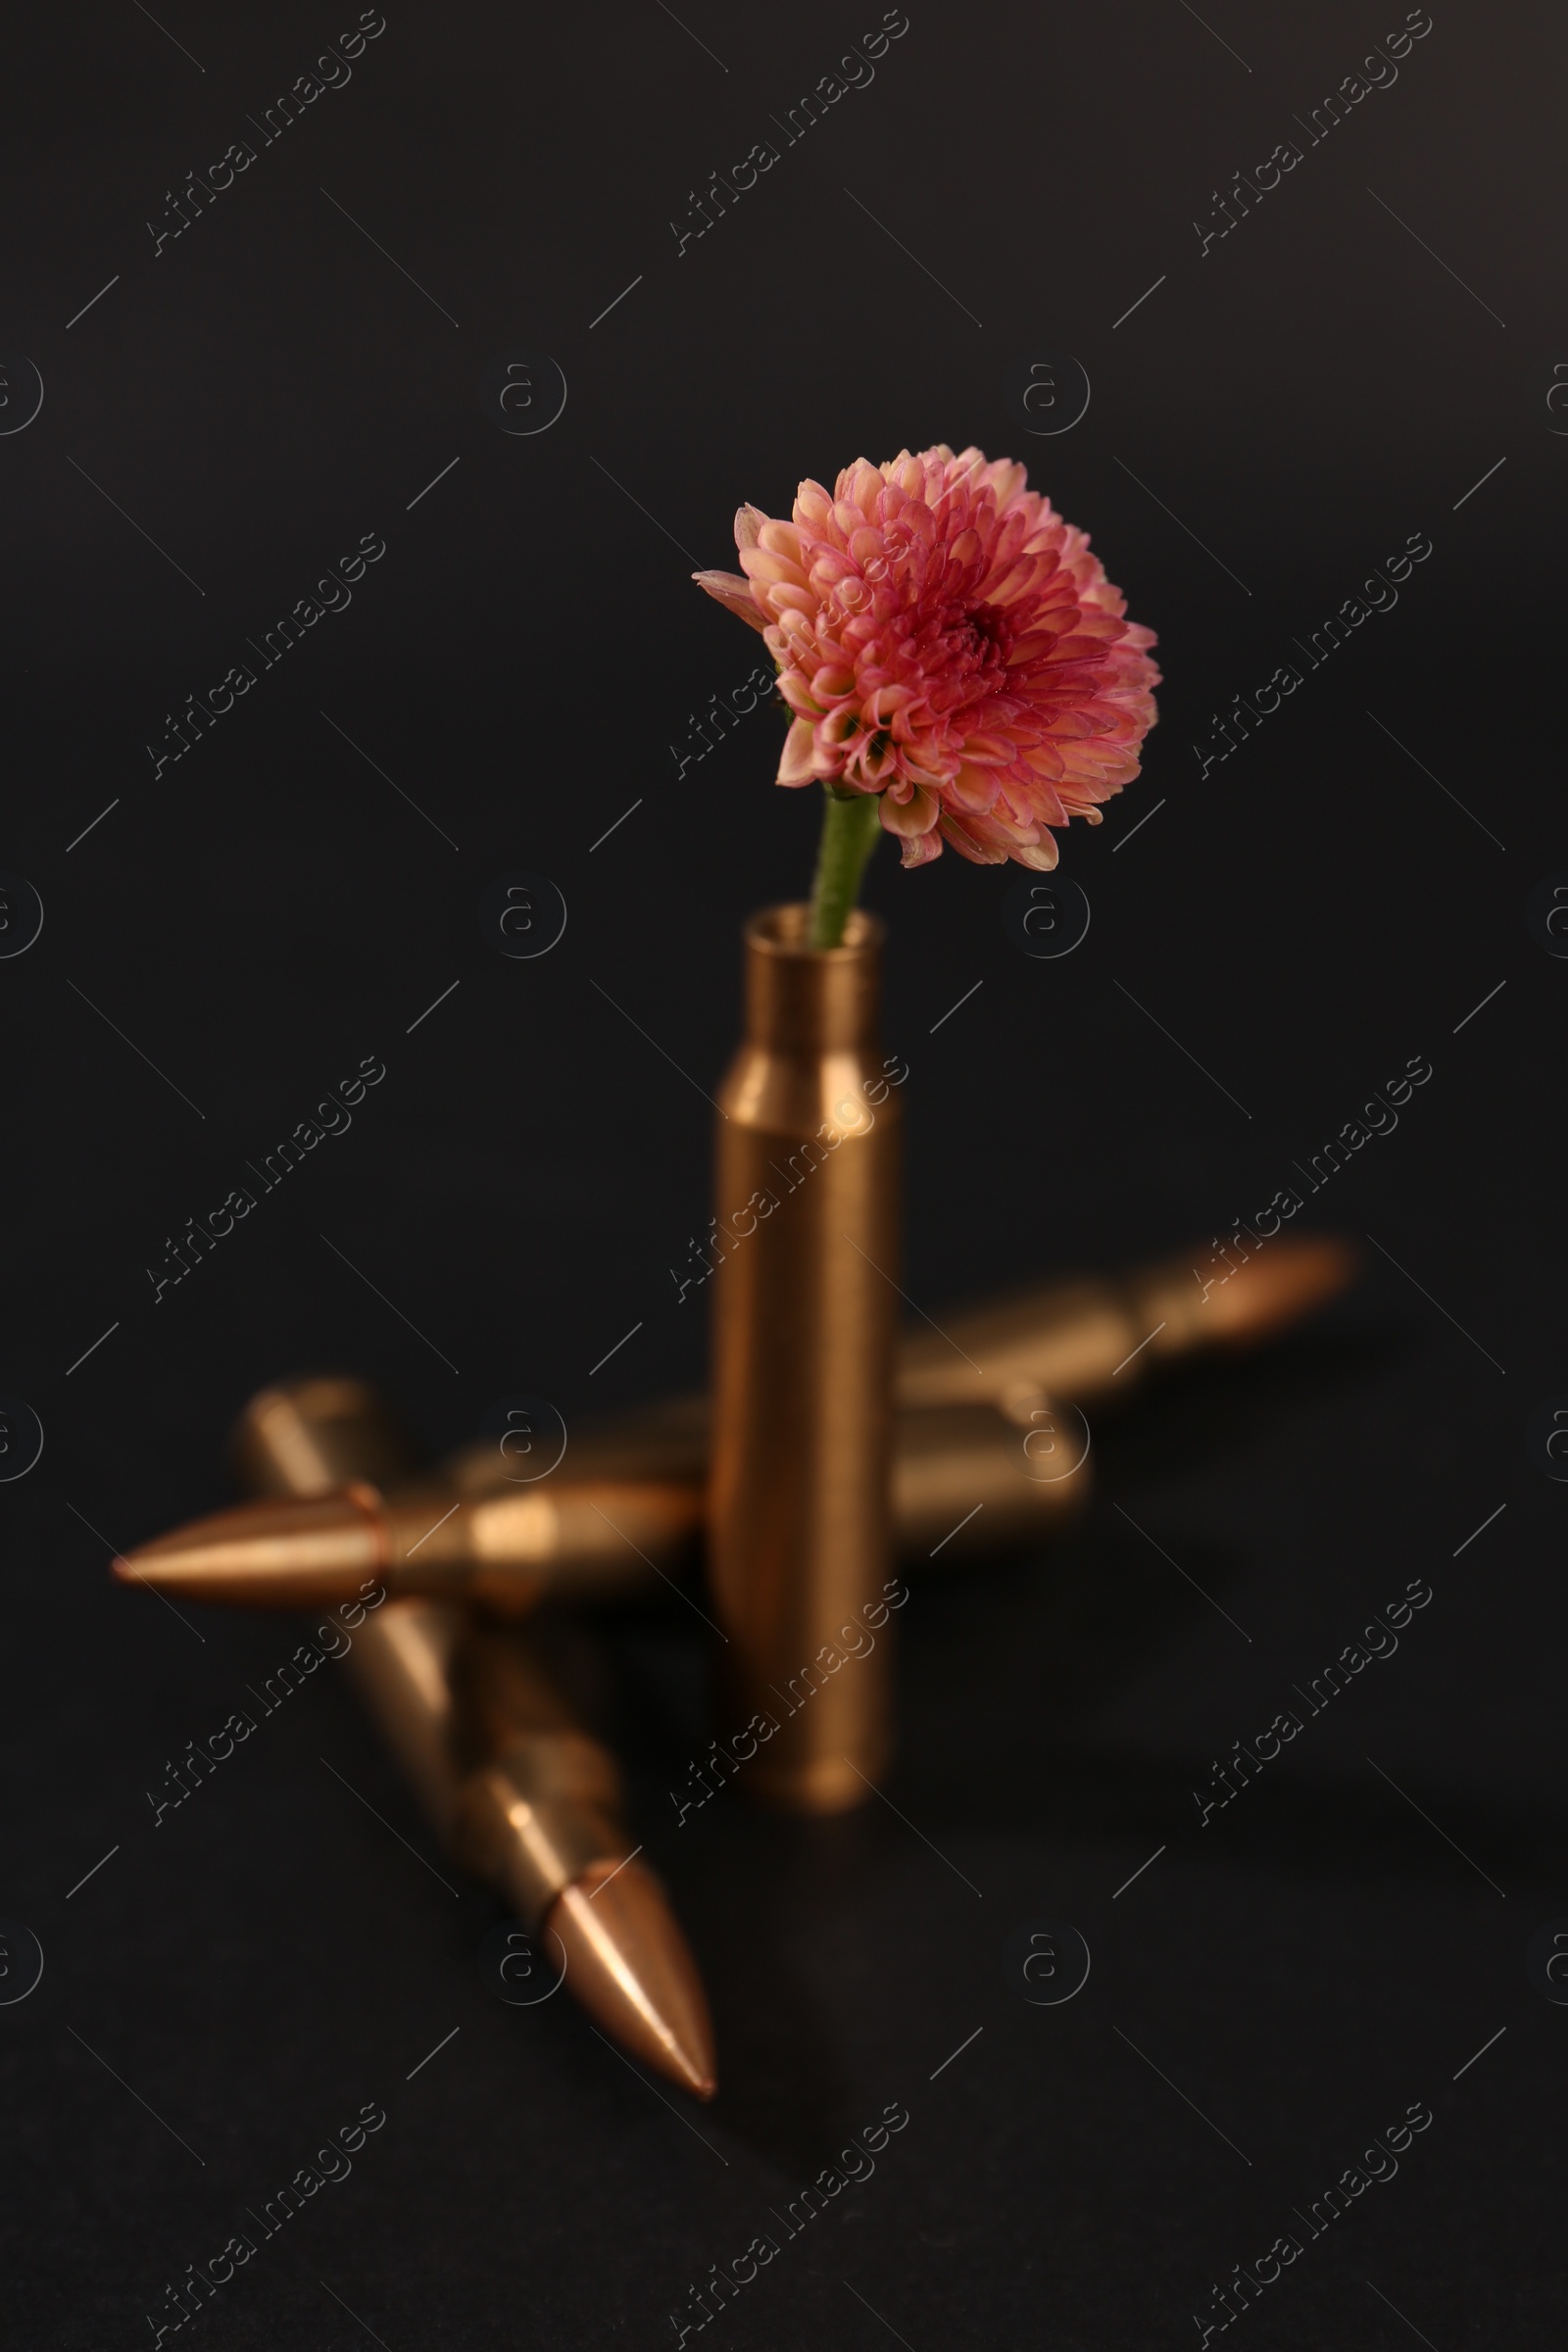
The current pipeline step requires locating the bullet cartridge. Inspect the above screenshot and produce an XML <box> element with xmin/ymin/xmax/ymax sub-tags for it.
<box><xmin>122</xmin><ymin>1397</ymin><xmax>1087</xmax><ymax>1608</ymax></box>
<box><xmin>231</xmin><ymin>1374</ymin><xmax>717</xmax><ymax>2100</ymax></box>
<box><xmin>119</xmin><ymin>1472</ymin><xmax>701</xmax><ymax>1613</ymax></box>
<box><xmin>897</xmin><ymin>1234</ymin><xmax>1356</xmax><ymax>1411</ymax></box>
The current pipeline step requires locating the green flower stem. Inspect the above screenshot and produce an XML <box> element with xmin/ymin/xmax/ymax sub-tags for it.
<box><xmin>807</xmin><ymin>786</ymin><xmax>882</xmax><ymax>949</ymax></box>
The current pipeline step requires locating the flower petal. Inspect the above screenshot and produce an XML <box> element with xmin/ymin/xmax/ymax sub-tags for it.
<box><xmin>879</xmin><ymin>783</ymin><xmax>942</xmax><ymax>838</ymax></box>
<box><xmin>777</xmin><ymin>716</ymin><xmax>821</xmax><ymax>786</ymax></box>
<box><xmin>692</xmin><ymin>569</ymin><xmax>767</xmax><ymax>630</ymax></box>
<box><xmin>898</xmin><ymin>826</ymin><xmax>945</xmax><ymax>868</ymax></box>
<box><xmin>734</xmin><ymin>504</ymin><xmax>769</xmax><ymax>554</ymax></box>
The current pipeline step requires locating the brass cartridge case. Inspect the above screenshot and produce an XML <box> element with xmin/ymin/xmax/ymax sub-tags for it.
<box><xmin>707</xmin><ymin>906</ymin><xmax>901</xmax><ymax>1814</ymax></box>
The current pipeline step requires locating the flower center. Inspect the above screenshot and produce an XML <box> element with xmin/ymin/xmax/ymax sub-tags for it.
<box><xmin>947</xmin><ymin>604</ymin><xmax>1009</xmax><ymax>691</ymax></box>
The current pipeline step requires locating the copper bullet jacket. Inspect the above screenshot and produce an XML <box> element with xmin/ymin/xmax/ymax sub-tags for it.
<box><xmin>232</xmin><ymin>1375</ymin><xmax>717</xmax><ymax>2101</ymax></box>
<box><xmin>708</xmin><ymin>906</ymin><xmax>901</xmax><ymax>1815</ymax></box>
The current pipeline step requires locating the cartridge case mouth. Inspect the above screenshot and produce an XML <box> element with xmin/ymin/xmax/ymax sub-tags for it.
<box><xmin>742</xmin><ymin>903</ymin><xmax>885</xmax><ymax>1057</ymax></box>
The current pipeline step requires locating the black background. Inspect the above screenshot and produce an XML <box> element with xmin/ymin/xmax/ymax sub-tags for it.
<box><xmin>3</xmin><ymin>1</ymin><xmax>1562</xmax><ymax>2344</ymax></box>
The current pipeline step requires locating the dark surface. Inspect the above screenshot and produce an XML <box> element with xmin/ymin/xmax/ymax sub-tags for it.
<box><xmin>2</xmin><ymin>2</ymin><xmax>1561</xmax><ymax>2344</ymax></box>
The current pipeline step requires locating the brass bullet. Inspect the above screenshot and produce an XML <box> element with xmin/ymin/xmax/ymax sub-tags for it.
<box><xmin>897</xmin><ymin>1232</ymin><xmax>1357</xmax><ymax>1410</ymax></box>
<box><xmin>230</xmin><ymin>1374</ymin><xmax>718</xmax><ymax>2101</ymax></box>
<box><xmin>115</xmin><ymin>1470</ymin><xmax>702</xmax><ymax>1613</ymax></box>
<box><xmin>120</xmin><ymin>1400</ymin><xmax>1086</xmax><ymax>1607</ymax></box>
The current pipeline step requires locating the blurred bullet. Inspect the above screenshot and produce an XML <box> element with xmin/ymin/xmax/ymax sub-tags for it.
<box><xmin>120</xmin><ymin>1392</ymin><xmax>1087</xmax><ymax>1608</ymax></box>
<box><xmin>116</xmin><ymin>1470</ymin><xmax>701</xmax><ymax>1613</ymax></box>
<box><xmin>231</xmin><ymin>1374</ymin><xmax>717</xmax><ymax>2101</ymax></box>
<box><xmin>896</xmin><ymin>1233</ymin><xmax>1357</xmax><ymax>1411</ymax></box>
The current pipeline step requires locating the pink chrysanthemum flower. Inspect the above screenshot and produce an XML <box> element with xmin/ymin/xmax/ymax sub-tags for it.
<box><xmin>695</xmin><ymin>444</ymin><xmax>1159</xmax><ymax>869</ymax></box>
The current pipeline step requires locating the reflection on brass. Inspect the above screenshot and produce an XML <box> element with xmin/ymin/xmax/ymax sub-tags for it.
<box><xmin>708</xmin><ymin>906</ymin><xmax>901</xmax><ymax>1815</ymax></box>
<box><xmin>231</xmin><ymin>1375</ymin><xmax>717</xmax><ymax>2101</ymax></box>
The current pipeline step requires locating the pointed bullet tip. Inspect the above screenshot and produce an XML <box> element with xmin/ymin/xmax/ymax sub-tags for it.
<box><xmin>108</xmin><ymin>1490</ymin><xmax>386</xmax><ymax>1607</ymax></box>
<box><xmin>547</xmin><ymin>1860</ymin><xmax>718</xmax><ymax>2101</ymax></box>
<box><xmin>1204</xmin><ymin>1233</ymin><xmax>1358</xmax><ymax>1345</ymax></box>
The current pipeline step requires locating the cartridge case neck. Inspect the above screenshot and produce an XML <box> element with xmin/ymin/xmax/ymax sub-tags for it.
<box><xmin>450</xmin><ymin>1756</ymin><xmax>624</xmax><ymax>1929</ymax></box>
<box><xmin>741</xmin><ymin>904</ymin><xmax>884</xmax><ymax>1058</ymax></box>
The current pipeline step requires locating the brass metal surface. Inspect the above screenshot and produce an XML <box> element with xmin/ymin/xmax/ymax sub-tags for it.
<box><xmin>708</xmin><ymin>906</ymin><xmax>901</xmax><ymax>1814</ymax></box>
<box><xmin>230</xmin><ymin>1375</ymin><xmax>716</xmax><ymax>2098</ymax></box>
